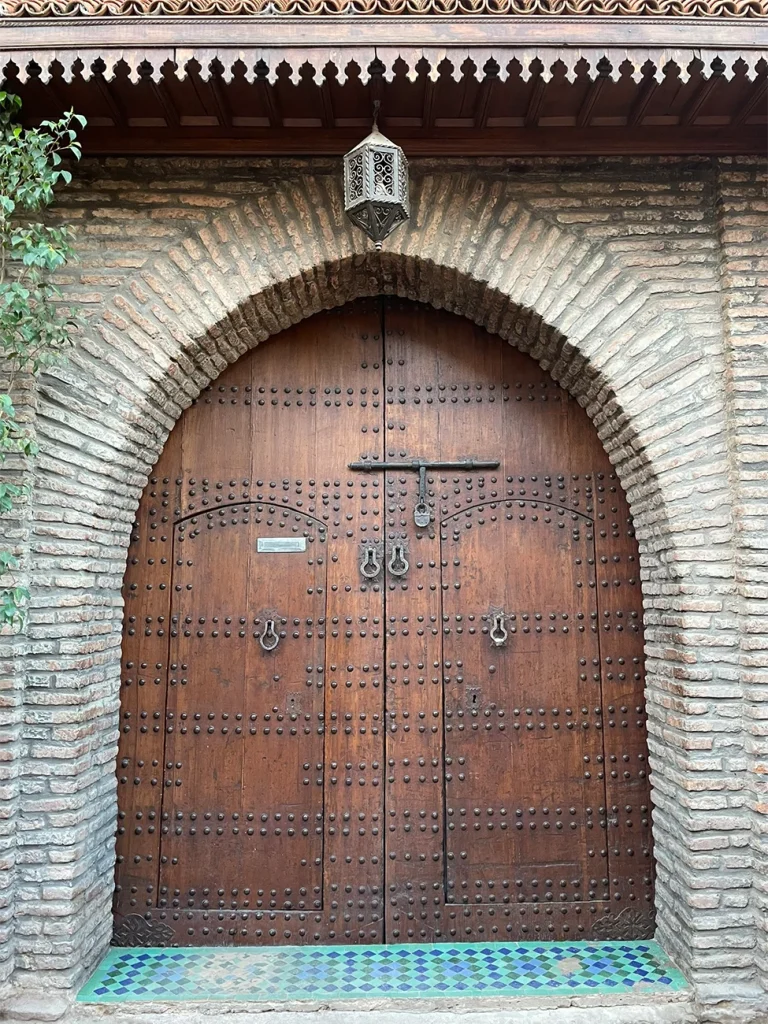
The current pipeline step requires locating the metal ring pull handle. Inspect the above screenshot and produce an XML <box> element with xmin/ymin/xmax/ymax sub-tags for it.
<box><xmin>490</xmin><ymin>612</ymin><xmax>508</xmax><ymax>648</ymax></box>
<box><xmin>388</xmin><ymin>543</ymin><xmax>409</xmax><ymax>578</ymax></box>
<box><xmin>360</xmin><ymin>546</ymin><xmax>382</xmax><ymax>579</ymax></box>
<box><xmin>259</xmin><ymin>619</ymin><xmax>280</xmax><ymax>652</ymax></box>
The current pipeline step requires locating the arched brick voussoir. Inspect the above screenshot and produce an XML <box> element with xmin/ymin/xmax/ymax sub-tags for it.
<box><xmin>114</xmin><ymin>178</ymin><xmax>718</xmax><ymax>515</ymax></box>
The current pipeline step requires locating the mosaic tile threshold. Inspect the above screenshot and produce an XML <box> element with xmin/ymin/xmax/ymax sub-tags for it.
<box><xmin>78</xmin><ymin>940</ymin><xmax>687</xmax><ymax>1003</ymax></box>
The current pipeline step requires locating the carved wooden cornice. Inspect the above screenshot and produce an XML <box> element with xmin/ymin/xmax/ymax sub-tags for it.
<box><xmin>2</xmin><ymin>16</ymin><xmax>766</xmax><ymax>84</ymax></box>
<box><xmin>1</xmin><ymin>0</ymin><xmax>766</xmax><ymax>14</ymax></box>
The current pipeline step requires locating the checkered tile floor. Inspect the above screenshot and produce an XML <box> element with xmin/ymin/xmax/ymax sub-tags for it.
<box><xmin>77</xmin><ymin>940</ymin><xmax>687</xmax><ymax>1002</ymax></box>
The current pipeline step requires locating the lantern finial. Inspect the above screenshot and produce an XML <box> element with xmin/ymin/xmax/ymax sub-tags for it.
<box><xmin>343</xmin><ymin>103</ymin><xmax>410</xmax><ymax>251</ymax></box>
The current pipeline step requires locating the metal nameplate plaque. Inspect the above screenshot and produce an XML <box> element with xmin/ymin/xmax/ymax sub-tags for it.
<box><xmin>257</xmin><ymin>537</ymin><xmax>307</xmax><ymax>553</ymax></box>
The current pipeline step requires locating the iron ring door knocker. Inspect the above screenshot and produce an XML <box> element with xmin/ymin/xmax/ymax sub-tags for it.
<box><xmin>360</xmin><ymin>545</ymin><xmax>382</xmax><ymax>579</ymax></box>
<box><xmin>490</xmin><ymin>611</ymin><xmax>508</xmax><ymax>647</ymax></box>
<box><xmin>259</xmin><ymin>619</ymin><xmax>280</xmax><ymax>652</ymax></box>
<box><xmin>388</xmin><ymin>542</ymin><xmax>409</xmax><ymax>578</ymax></box>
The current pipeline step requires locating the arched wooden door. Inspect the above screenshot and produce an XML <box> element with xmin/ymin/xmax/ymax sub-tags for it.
<box><xmin>114</xmin><ymin>298</ymin><xmax>654</xmax><ymax>948</ymax></box>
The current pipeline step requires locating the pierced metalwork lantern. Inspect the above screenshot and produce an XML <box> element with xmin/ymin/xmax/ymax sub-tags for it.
<box><xmin>343</xmin><ymin>112</ymin><xmax>410</xmax><ymax>250</ymax></box>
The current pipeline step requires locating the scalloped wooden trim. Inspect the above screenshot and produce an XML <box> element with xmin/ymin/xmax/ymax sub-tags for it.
<box><xmin>1</xmin><ymin>0</ymin><xmax>766</xmax><ymax>15</ymax></box>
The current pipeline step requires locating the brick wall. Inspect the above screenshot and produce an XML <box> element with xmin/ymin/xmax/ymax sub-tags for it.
<box><xmin>0</xmin><ymin>371</ymin><xmax>36</xmax><ymax>990</ymax></box>
<box><xmin>0</xmin><ymin>155</ymin><xmax>764</xmax><ymax>1019</ymax></box>
<box><xmin>716</xmin><ymin>155</ymin><xmax>768</xmax><ymax>1002</ymax></box>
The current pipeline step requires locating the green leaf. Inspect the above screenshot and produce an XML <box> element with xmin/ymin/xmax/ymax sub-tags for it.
<box><xmin>0</xmin><ymin>551</ymin><xmax>19</xmax><ymax>572</ymax></box>
<box><xmin>0</xmin><ymin>91</ymin><xmax>82</xmax><ymax>573</ymax></box>
<box><xmin>0</xmin><ymin>584</ymin><xmax>29</xmax><ymax>630</ymax></box>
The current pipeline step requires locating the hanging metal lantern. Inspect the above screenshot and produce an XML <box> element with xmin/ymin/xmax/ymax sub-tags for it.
<box><xmin>343</xmin><ymin>107</ymin><xmax>410</xmax><ymax>250</ymax></box>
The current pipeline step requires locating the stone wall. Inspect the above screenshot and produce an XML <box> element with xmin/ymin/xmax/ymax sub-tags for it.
<box><xmin>0</xmin><ymin>154</ymin><xmax>765</xmax><ymax>1017</ymax></box>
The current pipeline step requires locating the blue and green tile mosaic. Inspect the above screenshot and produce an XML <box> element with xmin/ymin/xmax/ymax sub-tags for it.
<box><xmin>78</xmin><ymin>940</ymin><xmax>687</xmax><ymax>1003</ymax></box>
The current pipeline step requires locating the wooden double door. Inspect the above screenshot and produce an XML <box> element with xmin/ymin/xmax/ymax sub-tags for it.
<box><xmin>115</xmin><ymin>298</ymin><xmax>654</xmax><ymax>947</ymax></box>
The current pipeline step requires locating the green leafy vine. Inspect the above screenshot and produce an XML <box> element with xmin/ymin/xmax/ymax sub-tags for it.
<box><xmin>0</xmin><ymin>91</ymin><xmax>85</xmax><ymax>630</ymax></box>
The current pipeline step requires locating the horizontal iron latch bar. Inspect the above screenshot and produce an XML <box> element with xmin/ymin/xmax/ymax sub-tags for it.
<box><xmin>348</xmin><ymin>459</ymin><xmax>500</xmax><ymax>472</ymax></box>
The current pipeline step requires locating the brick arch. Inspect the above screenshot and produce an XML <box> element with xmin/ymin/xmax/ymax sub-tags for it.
<box><xmin>9</xmin><ymin>170</ymin><xmax>746</xmax><ymax>1001</ymax></box>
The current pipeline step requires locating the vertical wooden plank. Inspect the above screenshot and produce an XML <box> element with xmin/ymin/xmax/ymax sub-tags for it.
<box><xmin>300</xmin><ymin>302</ymin><xmax>387</xmax><ymax>943</ymax></box>
<box><xmin>381</xmin><ymin>300</ymin><xmax>451</xmax><ymax>941</ymax></box>
<box><xmin>382</xmin><ymin>302</ymin><xmax>513</xmax><ymax>941</ymax></box>
<box><xmin>114</xmin><ymin>433</ymin><xmax>180</xmax><ymax>930</ymax></box>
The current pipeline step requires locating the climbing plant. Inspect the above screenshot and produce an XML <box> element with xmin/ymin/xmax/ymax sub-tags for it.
<box><xmin>0</xmin><ymin>91</ymin><xmax>85</xmax><ymax>629</ymax></box>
